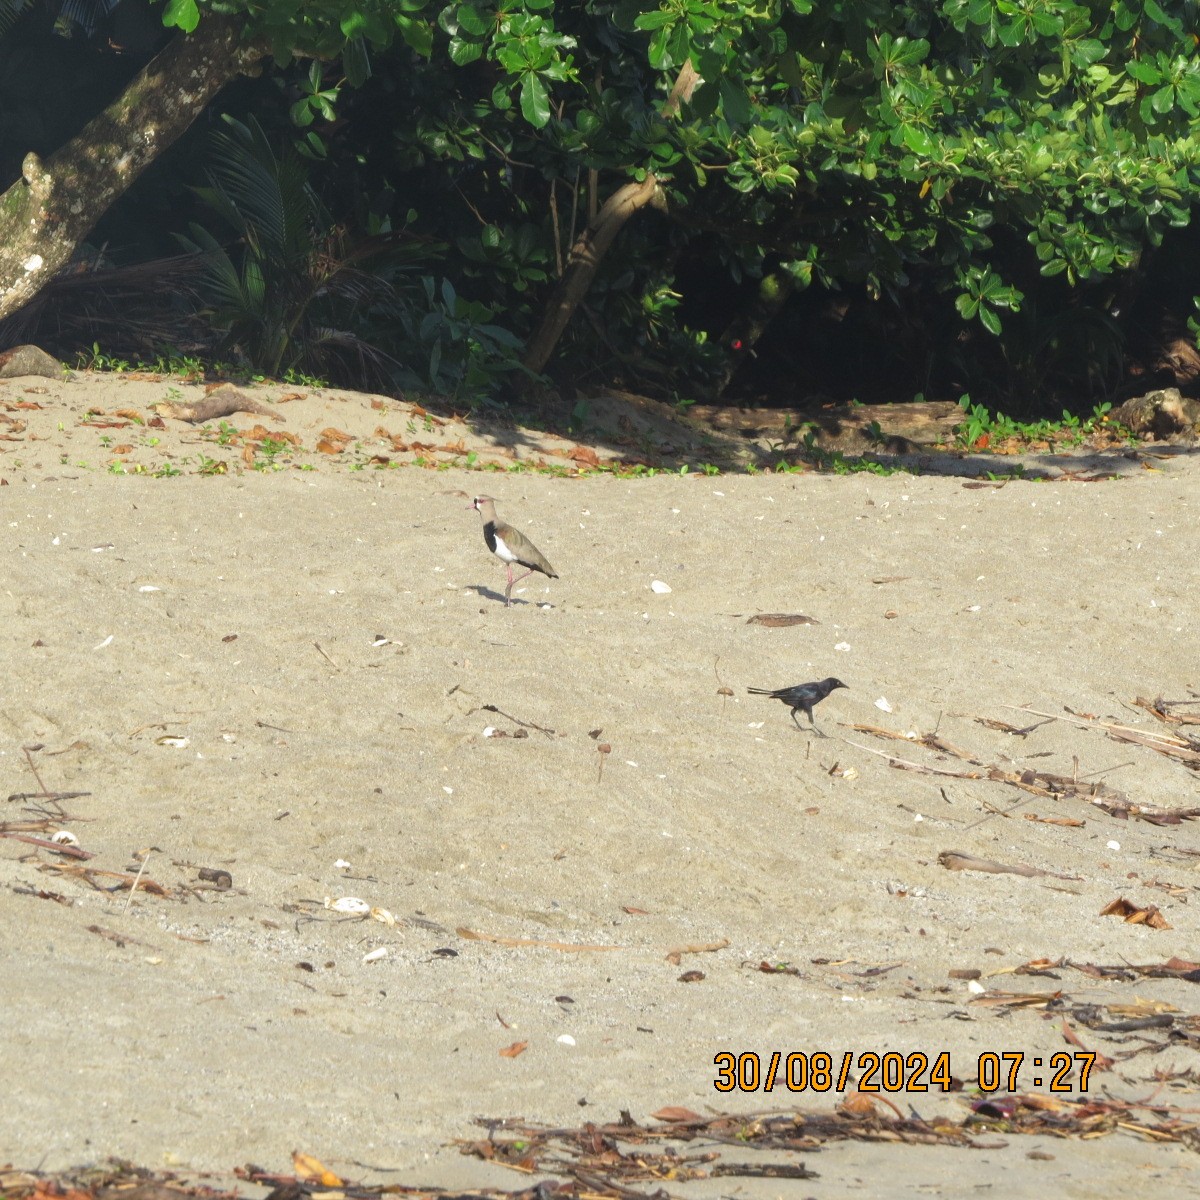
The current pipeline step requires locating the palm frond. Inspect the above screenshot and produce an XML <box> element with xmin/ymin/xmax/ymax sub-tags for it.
<box><xmin>55</xmin><ymin>0</ymin><xmax>120</xmax><ymax>36</ymax></box>
<box><xmin>0</xmin><ymin>0</ymin><xmax>32</xmax><ymax>39</ymax></box>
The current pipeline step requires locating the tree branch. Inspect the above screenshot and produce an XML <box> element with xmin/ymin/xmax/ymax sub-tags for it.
<box><xmin>521</xmin><ymin>174</ymin><xmax>664</xmax><ymax>377</ymax></box>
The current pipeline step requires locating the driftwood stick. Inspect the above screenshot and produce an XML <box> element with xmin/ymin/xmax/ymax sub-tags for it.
<box><xmin>842</xmin><ymin>738</ymin><xmax>984</xmax><ymax>779</ymax></box>
<box><xmin>0</xmin><ymin>831</ymin><xmax>95</xmax><ymax>859</ymax></box>
<box><xmin>1002</xmin><ymin>705</ymin><xmax>1189</xmax><ymax>747</ymax></box>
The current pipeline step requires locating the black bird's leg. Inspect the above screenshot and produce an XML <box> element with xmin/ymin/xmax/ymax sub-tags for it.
<box><xmin>791</xmin><ymin>704</ymin><xmax>826</xmax><ymax>737</ymax></box>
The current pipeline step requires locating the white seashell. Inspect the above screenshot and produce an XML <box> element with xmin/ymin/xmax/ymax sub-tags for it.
<box><xmin>875</xmin><ymin>697</ymin><xmax>893</xmax><ymax>713</ymax></box>
<box><xmin>50</xmin><ymin>830</ymin><xmax>80</xmax><ymax>846</ymax></box>
<box><xmin>1106</xmin><ymin>840</ymin><xmax>1120</xmax><ymax>851</ymax></box>
<box><xmin>557</xmin><ymin>1034</ymin><xmax>576</xmax><ymax>1046</ymax></box>
<box><xmin>362</xmin><ymin>947</ymin><xmax>388</xmax><ymax>963</ymax></box>
<box><xmin>325</xmin><ymin>896</ymin><xmax>370</xmax><ymax>914</ymax></box>
<box><xmin>650</xmin><ymin>580</ymin><xmax>672</xmax><ymax>594</ymax></box>
<box><xmin>370</xmin><ymin>907</ymin><xmax>397</xmax><ymax>926</ymax></box>
<box><xmin>967</xmin><ymin>980</ymin><xmax>986</xmax><ymax>995</ymax></box>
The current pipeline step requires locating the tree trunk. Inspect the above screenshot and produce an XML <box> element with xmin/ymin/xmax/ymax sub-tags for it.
<box><xmin>0</xmin><ymin>16</ymin><xmax>263</xmax><ymax>323</ymax></box>
<box><xmin>522</xmin><ymin>174</ymin><xmax>664</xmax><ymax>377</ymax></box>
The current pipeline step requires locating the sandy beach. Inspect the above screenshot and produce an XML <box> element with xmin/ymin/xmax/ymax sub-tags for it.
<box><xmin>2</xmin><ymin>369</ymin><xmax>1199</xmax><ymax>1198</ymax></box>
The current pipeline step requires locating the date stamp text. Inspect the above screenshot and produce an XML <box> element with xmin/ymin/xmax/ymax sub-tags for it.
<box><xmin>713</xmin><ymin>1050</ymin><xmax>1095</xmax><ymax>1093</ymax></box>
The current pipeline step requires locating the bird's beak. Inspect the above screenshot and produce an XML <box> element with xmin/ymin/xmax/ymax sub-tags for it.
<box><xmin>465</xmin><ymin>499</ymin><xmax>478</xmax><ymax>510</ymax></box>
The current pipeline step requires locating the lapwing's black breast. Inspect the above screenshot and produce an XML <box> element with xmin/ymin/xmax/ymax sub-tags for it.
<box><xmin>482</xmin><ymin>520</ymin><xmax>498</xmax><ymax>554</ymax></box>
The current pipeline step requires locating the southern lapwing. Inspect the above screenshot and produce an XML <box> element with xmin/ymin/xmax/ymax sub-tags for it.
<box><xmin>747</xmin><ymin>678</ymin><xmax>847</xmax><ymax>736</ymax></box>
<box><xmin>469</xmin><ymin>495</ymin><xmax>558</xmax><ymax>605</ymax></box>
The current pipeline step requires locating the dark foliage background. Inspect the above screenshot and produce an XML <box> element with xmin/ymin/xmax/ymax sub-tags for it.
<box><xmin>3</xmin><ymin>0</ymin><xmax>1200</xmax><ymax>417</ymax></box>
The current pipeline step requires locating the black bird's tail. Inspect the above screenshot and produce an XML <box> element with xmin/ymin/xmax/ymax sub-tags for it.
<box><xmin>746</xmin><ymin>686</ymin><xmax>778</xmax><ymax>696</ymax></box>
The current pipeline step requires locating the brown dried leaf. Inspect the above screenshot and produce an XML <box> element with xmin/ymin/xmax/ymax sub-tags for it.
<box><xmin>1162</xmin><ymin>956</ymin><xmax>1200</xmax><ymax>972</ymax></box>
<box><xmin>292</xmin><ymin>1152</ymin><xmax>343</xmax><ymax>1187</ymax></box>
<box><xmin>746</xmin><ymin>612</ymin><xmax>819</xmax><ymax>627</ymax></box>
<box><xmin>499</xmin><ymin>1040</ymin><xmax>529</xmax><ymax>1058</ymax></box>
<box><xmin>457</xmin><ymin>927</ymin><xmax>621</xmax><ymax>952</ymax></box>
<box><xmin>755</xmin><ymin>960</ymin><xmax>803</xmax><ymax>976</ymax></box>
<box><xmin>621</xmin><ymin>906</ymin><xmax>650</xmax><ymax>915</ymax></box>
<box><xmin>1107</xmin><ymin>999</ymin><xmax>1178</xmax><ymax>1017</ymax></box>
<box><xmin>664</xmin><ymin>938</ymin><xmax>729</xmax><ymax>967</ymax></box>
<box><xmin>650</xmin><ymin>1106</ymin><xmax>706</xmax><ymax>1123</ymax></box>
<box><xmin>1060</xmin><ymin>1018</ymin><xmax>1114</xmax><ymax>1070</ymax></box>
<box><xmin>970</xmin><ymin>990</ymin><xmax>1062</xmax><ymax>1009</ymax></box>
<box><xmin>1024</xmin><ymin>813</ymin><xmax>1086</xmax><ymax>827</ymax></box>
<box><xmin>938</xmin><ymin>850</ymin><xmax>1050</xmax><ymax>878</ymax></box>
<box><xmin>568</xmin><ymin>444</ymin><xmax>601</xmax><ymax>468</ymax></box>
<box><xmin>678</xmin><ymin>970</ymin><xmax>706</xmax><ymax>983</ymax></box>
<box><xmin>1099</xmin><ymin>897</ymin><xmax>1172</xmax><ymax>930</ymax></box>
<box><xmin>1017</xmin><ymin>1094</ymin><xmax>1069</xmax><ymax>1112</ymax></box>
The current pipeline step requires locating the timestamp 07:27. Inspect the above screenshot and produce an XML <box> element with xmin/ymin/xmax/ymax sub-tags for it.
<box><xmin>713</xmin><ymin>1050</ymin><xmax>1097</xmax><ymax>1094</ymax></box>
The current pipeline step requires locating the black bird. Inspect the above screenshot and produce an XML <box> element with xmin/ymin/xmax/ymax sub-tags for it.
<box><xmin>747</xmin><ymin>677</ymin><xmax>847</xmax><ymax>736</ymax></box>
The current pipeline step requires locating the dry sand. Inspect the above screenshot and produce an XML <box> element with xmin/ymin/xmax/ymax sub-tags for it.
<box><xmin>2</xmin><ymin>371</ymin><xmax>1200</xmax><ymax>1197</ymax></box>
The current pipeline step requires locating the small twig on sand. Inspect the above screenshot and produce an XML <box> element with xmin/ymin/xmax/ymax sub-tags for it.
<box><xmin>22</xmin><ymin>745</ymin><xmax>50</xmax><ymax>797</ymax></box>
<box><xmin>314</xmin><ymin>642</ymin><xmax>341</xmax><ymax>670</ymax></box>
<box><xmin>255</xmin><ymin>718</ymin><xmax>296</xmax><ymax>733</ymax></box>
<box><xmin>714</xmin><ymin>656</ymin><xmax>733</xmax><ymax>716</ymax></box>
<box><xmin>842</xmin><ymin>738</ymin><xmax>983</xmax><ymax>779</ymax></box>
<box><xmin>123</xmin><ymin>851</ymin><xmax>152</xmax><ymax>914</ymax></box>
<box><xmin>1003</xmin><ymin>704</ymin><xmax>1187</xmax><ymax>746</ymax></box>
<box><xmin>964</xmin><ymin>797</ymin><xmax>1038</xmax><ymax>830</ymax></box>
<box><xmin>481</xmin><ymin>703</ymin><xmax>556</xmax><ymax>737</ymax></box>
